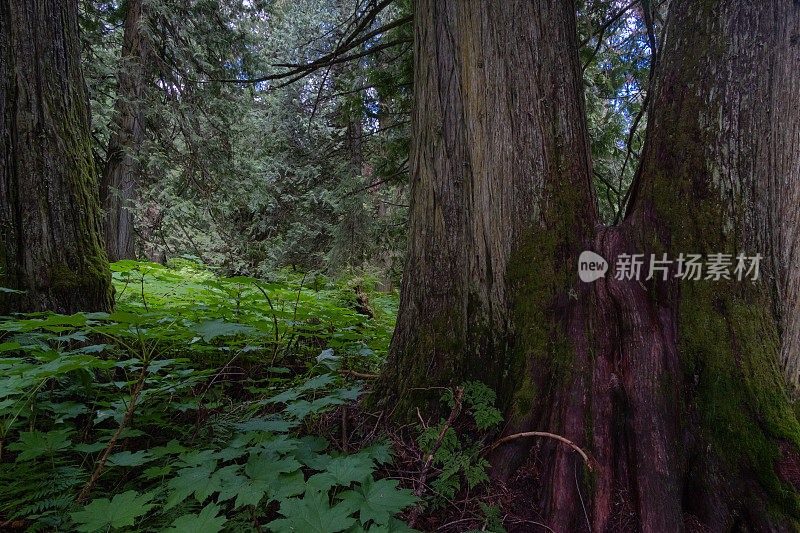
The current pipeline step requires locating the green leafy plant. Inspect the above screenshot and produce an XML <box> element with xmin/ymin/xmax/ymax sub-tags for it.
<box><xmin>416</xmin><ymin>382</ymin><xmax>503</xmax><ymax>506</ymax></box>
<box><xmin>0</xmin><ymin>260</ymin><xmax>414</xmax><ymax>531</ymax></box>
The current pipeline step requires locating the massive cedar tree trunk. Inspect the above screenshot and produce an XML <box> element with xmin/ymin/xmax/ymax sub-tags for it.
<box><xmin>380</xmin><ymin>0</ymin><xmax>596</xmax><ymax>409</ymax></box>
<box><xmin>380</xmin><ymin>0</ymin><xmax>800</xmax><ymax>530</ymax></box>
<box><xmin>0</xmin><ymin>0</ymin><xmax>114</xmax><ymax>314</ymax></box>
<box><xmin>101</xmin><ymin>0</ymin><xmax>148</xmax><ymax>261</ymax></box>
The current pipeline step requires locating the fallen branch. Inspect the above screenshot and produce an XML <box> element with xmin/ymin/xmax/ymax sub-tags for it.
<box><xmin>408</xmin><ymin>386</ymin><xmax>464</xmax><ymax>528</ymax></box>
<box><xmin>338</xmin><ymin>369</ymin><xmax>379</xmax><ymax>379</ymax></box>
<box><xmin>77</xmin><ymin>362</ymin><xmax>149</xmax><ymax>503</ymax></box>
<box><xmin>486</xmin><ymin>431</ymin><xmax>593</xmax><ymax>471</ymax></box>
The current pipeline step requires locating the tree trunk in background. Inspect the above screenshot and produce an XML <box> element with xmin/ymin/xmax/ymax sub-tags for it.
<box><xmin>330</xmin><ymin>54</ymin><xmax>368</xmax><ymax>269</ymax></box>
<box><xmin>380</xmin><ymin>0</ymin><xmax>800</xmax><ymax>530</ymax></box>
<box><xmin>101</xmin><ymin>0</ymin><xmax>148</xmax><ymax>261</ymax></box>
<box><xmin>372</xmin><ymin>90</ymin><xmax>393</xmax><ymax>293</ymax></box>
<box><xmin>0</xmin><ymin>0</ymin><xmax>114</xmax><ymax>314</ymax></box>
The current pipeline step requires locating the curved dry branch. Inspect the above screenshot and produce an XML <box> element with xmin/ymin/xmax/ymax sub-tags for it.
<box><xmin>487</xmin><ymin>431</ymin><xmax>593</xmax><ymax>471</ymax></box>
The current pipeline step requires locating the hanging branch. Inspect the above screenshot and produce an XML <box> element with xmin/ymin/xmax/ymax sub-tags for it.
<box><xmin>579</xmin><ymin>0</ymin><xmax>638</xmax><ymax>49</ymax></box>
<box><xmin>209</xmin><ymin>12</ymin><xmax>412</xmax><ymax>85</ymax></box>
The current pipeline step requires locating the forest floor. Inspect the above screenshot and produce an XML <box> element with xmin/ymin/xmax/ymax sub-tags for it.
<box><xmin>0</xmin><ymin>259</ymin><xmax>549</xmax><ymax>532</ymax></box>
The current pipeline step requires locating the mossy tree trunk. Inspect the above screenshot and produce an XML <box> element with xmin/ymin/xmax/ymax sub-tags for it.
<box><xmin>101</xmin><ymin>0</ymin><xmax>149</xmax><ymax>261</ymax></box>
<box><xmin>380</xmin><ymin>0</ymin><xmax>800</xmax><ymax>530</ymax></box>
<box><xmin>0</xmin><ymin>0</ymin><xmax>114</xmax><ymax>314</ymax></box>
<box><xmin>379</xmin><ymin>0</ymin><xmax>596</xmax><ymax>411</ymax></box>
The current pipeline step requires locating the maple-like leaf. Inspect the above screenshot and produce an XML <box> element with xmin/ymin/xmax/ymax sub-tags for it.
<box><xmin>268</xmin><ymin>490</ymin><xmax>356</xmax><ymax>533</ymax></box>
<box><xmin>339</xmin><ymin>478</ymin><xmax>418</xmax><ymax>526</ymax></box>
<box><xmin>71</xmin><ymin>490</ymin><xmax>154</xmax><ymax>532</ymax></box>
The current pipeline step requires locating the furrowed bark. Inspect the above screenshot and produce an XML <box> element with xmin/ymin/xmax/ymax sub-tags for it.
<box><xmin>376</xmin><ymin>0</ymin><xmax>596</xmax><ymax>415</ymax></box>
<box><xmin>0</xmin><ymin>0</ymin><xmax>114</xmax><ymax>314</ymax></box>
<box><xmin>501</xmin><ymin>0</ymin><xmax>800</xmax><ymax>530</ymax></box>
<box><xmin>617</xmin><ymin>1</ymin><xmax>800</xmax><ymax>529</ymax></box>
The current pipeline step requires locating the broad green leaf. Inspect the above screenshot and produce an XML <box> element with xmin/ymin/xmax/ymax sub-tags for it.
<box><xmin>331</xmin><ymin>386</ymin><xmax>364</xmax><ymax>401</ymax></box>
<box><xmin>362</xmin><ymin>444</ymin><xmax>393</xmax><ymax>465</ymax></box>
<box><xmin>0</xmin><ymin>342</ymin><xmax>22</xmax><ymax>352</ymax></box>
<box><xmin>264</xmin><ymin>388</ymin><xmax>302</xmax><ymax>404</ymax></box>
<box><xmin>107</xmin><ymin>310</ymin><xmax>147</xmax><ymax>325</ymax></box>
<box><xmin>143</xmin><ymin>464</ymin><xmax>173</xmax><ymax>479</ymax></box>
<box><xmin>74</xmin><ymin>442</ymin><xmax>107</xmax><ymax>453</ymax></box>
<box><xmin>254</xmin><ymin>434</ymin><xmax>301</xmax><ymax>457</ymax></box>
<box><xmin>71</xmin><ymin>490</ymin><xmax>154</xmax><ymax>532</ymax></box>
<box><xmin>306</xmin><ymin>472</ymin><xmax>338</xmax><ymax>493</ymax></box>
<box><xmin>150</xmin><ymin>439</ymin><xmax>185</xmax><ymax>457</ymax></box>
<box><xmin>272</xmin><ymin>470</ymin><xmax>306</xmax><ymax>500</ymax></box>
<box><xmin>108</xmin><ymin>450</ymin><xmax>153</xmax><ymax>467</ymax></box>
<box><xmin>324</xmin><ymin>454</ymin><xmax>375</xmax><ymax>486</ymax></box>
<box><xmin>297</xmin><ymin>374</ymin><xmax>334</xmax><ymax>392</ymax></box>
<box><xmin>45</xmin><ymin>400</ymin><xmax>89</xmax><ymax>419</ymax></box>
<box><xmin>213</xmin><ymin>467</ymin><xmax>248</xmax><ymax>504</ymax></box>
<box><xmin>308</xmin><ymin>395</ymin><xmax>347</xmax><ymax>413</ymax></box>
<box><xmin>190</xmin><ymin>319</ymin><xmax>256</xmax><ymax>341</ymax></box>
<box><xmin>339</xmin><ymin>478</ymin><xmax>418</xmax><ymax>526</ymax></box>
<box><xmin>178</xmin><ymin>449</ymin><xmax>217</xmax><ymax>466</ymax></box>
<box><xmin>316</xmin><ymin>348</ymin><xmax>340</xmax><ymax>371</ymax></box>
<box><xmin>233</xmin><ymin>479</ymin><xmax>268</xmax><ymax>509</ymax></box>
<box><xmin>268</xmin><ymin>490</ymin><xmax>356</xmax><ymax>533</ymax></box>
<box><xmin>165</xmin><ymin>460</ymin><xmax>218</xmax><ymax>509</ymax></box>
<box><xmin>292</xmin><ymin>437</ymin><xmax>332</xmax><ymax>470</ymax></box>
<box><xmin>285</xmin><ymin>400</ymin><xmax>314</xmax><ymax>419</ymax></box>
<box><xmin>216</xmin><ymin>445</ymin><xmax>250</xmax><ymax>461</ymax></box>
<box><xmin>166</xmin><ymin>503</ymin><xmax>227</xmax><ymax>533</ymax></box>
<box><xmin>245</xmin><ymin>454</ymin><xmax>301</xmax><ymax>482</ymax></box>
<box><xmin>231</xmin><ymin>455</ymin><xmax>302</xmax><ymax>508</ymax></box>
<box><xmin>8</xmin><ymin>429</ymin><xmax>71</xmax><ymax>460</ymax></box>
<box><xmin>109</xmin><ymin>260</ymin><xmax>142</xmax><ymax>273</ymax></box>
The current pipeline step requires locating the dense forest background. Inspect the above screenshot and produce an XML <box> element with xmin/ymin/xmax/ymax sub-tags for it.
<box><xmin>80</xmin><ymin>0</ymin><xmax>650</xmax><ymax>278</ymax></box>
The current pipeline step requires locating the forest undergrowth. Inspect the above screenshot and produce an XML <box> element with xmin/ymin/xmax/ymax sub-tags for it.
<box><xmin>0</xmin><ymin>259</ymin><xmax>530</xmax><ymax>532</ymax></box>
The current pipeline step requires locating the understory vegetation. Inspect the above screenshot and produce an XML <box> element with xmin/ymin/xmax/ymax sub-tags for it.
<box><xmin>0</xmin><ymin>260</ymin><xmax>512</xmax><ymax>532</ymax></box>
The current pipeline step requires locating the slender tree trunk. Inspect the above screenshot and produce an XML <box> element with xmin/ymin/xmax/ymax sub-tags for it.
<box><xmin>372</xmin><ymin>90</ymin><xmax>393</xmax><ymax>293</ymax></box>
<box><xmin>101</xmin><ymin>0</ymin><xmax>148</xmax><ymax>261</ymax></box>
<box><xmin>330</xmin><ymin>56</ymin><xmax>368</xmax><ymax>268</ymax></box>
<box><xmin>380</xmin><ymin>0</ymin><xmax>800</xmax><ymax>530</ymax></box>
<box><xmin>0</xmin><ymin>0</ymin><xmax>114</xmax><ymax>314</ymax></box>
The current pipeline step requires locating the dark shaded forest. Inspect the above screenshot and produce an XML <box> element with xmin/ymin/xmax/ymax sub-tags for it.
<box><xmin>1</xmin><ymin>0</ymin><xmax>799</xmax><ymax>531</ymax></box>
